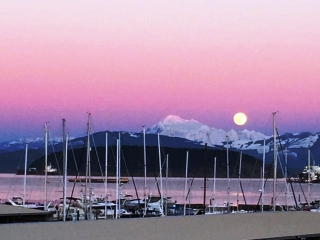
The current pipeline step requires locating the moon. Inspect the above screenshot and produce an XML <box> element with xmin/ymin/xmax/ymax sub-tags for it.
<box><xmin>233</xmin><ymin>112</ymin><xmax>247</xmax><ymax>126</ymax></box>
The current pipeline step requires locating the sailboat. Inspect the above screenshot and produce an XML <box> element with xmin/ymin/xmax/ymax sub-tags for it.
<box><xmin>231</xmin><ymin>152</ymin><xmax>248</xmax><ymax>214</ymax></box>
<box><xmin>205</xmin><ymin>157</ymin><xmax>228</xmax><ymax>215</ymax></box>
<box><xmin>272</xmin><ymin>112</ymin><xmax>278</xmax><ymax>211</ymax></box>
<box><xmin>295</xmin><ymin>149</ymin><xmax>320</xmax><ymax>183</ymax></box>
<box><xmin>8</xmin><ymin>144</ymin><xmax>37</xmax><ymax>208</ymax></box>
<box><xmin>8</xmin><ymin>144</ymin><xmax>55</xmax><ymax>211</ymax></box>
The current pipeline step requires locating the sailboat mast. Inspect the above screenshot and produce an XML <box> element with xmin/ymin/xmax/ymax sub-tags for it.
<box><xmin>308</xmin><ymin>148</ymin><xmax>311</xmax><ymax>207</ymax></box>
<box><xmin>165</xmin><ymin>154</ymin><xmax>169</xmax><ymax>216</ymax></box>
<box><xmin>105</xmin><ymin>132</ymin><xmax>108</xmax><ymax>220</ymax></box>
<box><xmin>23</xmin><ymin>144</ymin><xmax>28</xmax><ymax>206</ymax></box>
<box><xmin>85</xmin><ymin>113</ymin><xmax>91</xmax><ymax>219</ymax></box>
<box><xmin>44</xmin><ymin>122</ymin><xmax>48</xmax><ymax>211</ymax></box>
<box><xmin>116</xmin><ymin>139</ymin><xmax>119</xmax><ymax>219</ymax></box>
<box><xmin>237</xmin><ymin>152</ymin><xmax>243</xmax><ymax>212</ymax></box>
<box><xmin>203</xmin><ymin>143</ymin><xmax>208</xmax><ymax>214</ymax></box>
<box><xmin>226</xmin><ymin>137</ymin><xmax>230</xmax><ymax>213</ymax></box>
<box><xmin>285</xmin><ymin>147</ymin><xmax>288</xmax><ymax>210</ymax></box>
<box><xmin>213</xmin><ymin>157</ymin><xmax>216</xmax><ymax>205</ymax></box>
<box><xmin>261</xmin><ymin>138</ymin><xmax>266</xmax><ymax>212</ymax></box>
<box><xmin>119</xmin><ymin>132</ymin><xmax>121</xmax><ymax>205</ymax></box>
<box><xmin>272</xmin><ymin>112</ymin><xmax>277</xmax><ymax>212</ymax></box>
<box><xmin>157</xmin><ymin>133</ymin><xmax>164</xmax><ymax>216</ymax></box>
<box><xmin>143</xmin><ymin>127</ymin><xmax>147</xmax><ymax>217</ymax></box>
<box><xmin>63</xmin><ymin>132</ymin><xmax>68</xmax><ymax>222</ymax></box>
<box><xmin>184</xmin><ymin>151</ymin><xmax>189</xmax><ymax>216</ymax></box>
<box><xmin>62</xmin><ymin>119</ymin><xmax>67</xmax><ymax>221</ymax></box>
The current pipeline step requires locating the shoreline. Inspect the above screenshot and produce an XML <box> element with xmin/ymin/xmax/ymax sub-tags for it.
<box><xmin>1</xmin><ymin>174</ymin><xmax>318</xmax><ymax>206</ymax></box>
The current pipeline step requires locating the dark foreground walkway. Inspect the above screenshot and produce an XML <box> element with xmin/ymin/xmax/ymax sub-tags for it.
<box><xmin>1</xmin><ymin>211</ymin><xmax>320</xmax><ymax>240</ymax></box>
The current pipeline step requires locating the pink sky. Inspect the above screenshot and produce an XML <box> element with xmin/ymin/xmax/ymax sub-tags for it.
<box><xmin>1</xmin><ymin>1</ymin><xmax>320</xmax><ymax>141</ymax></box>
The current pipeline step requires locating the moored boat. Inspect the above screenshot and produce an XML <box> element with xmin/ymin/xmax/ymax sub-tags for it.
<box><xmin>16</xmin><ymin>163</ymin><xmax>59</xmax><ymax>176</ymax></box>
<box><xmin>67</xmin><ymin>177</ymin><xmax>129</xmax><ymax>184</ymax></box>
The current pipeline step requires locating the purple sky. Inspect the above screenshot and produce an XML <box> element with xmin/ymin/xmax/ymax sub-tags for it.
<box><xmin>1</xmin><ymin>1</ymin><xmax>320</xmax><ymax>141</ymax></box>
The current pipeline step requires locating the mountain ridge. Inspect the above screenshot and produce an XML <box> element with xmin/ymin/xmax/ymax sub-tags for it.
<box><xmin>0</xmin><ymin>115</ymin><xmax>319</xmax><ymax>175</ymax></box>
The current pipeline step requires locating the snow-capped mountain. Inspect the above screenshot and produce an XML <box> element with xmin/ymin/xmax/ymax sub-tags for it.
<box><xmin>146</xmin><ymin>115</ymin><xmax>320</xmax><ymax>170</ymax></box>
<box><xmin>147</xmin><ymin>115</ymin><xmax>319</xmax><ymax>151</ymax></box>
<box><xmin>147</xmin><ymin>115</ymin><xmax>270</xmax><ymax>148</ymax></box>
<box><xmin>1</xmin><ymin>115</ymin><xmax>318</xmax><ymax>154</ymax></box>
<box><xmin>1</xmin><ymin>115</ymin><xmax>319</xmax><ymax>174</ymax></box>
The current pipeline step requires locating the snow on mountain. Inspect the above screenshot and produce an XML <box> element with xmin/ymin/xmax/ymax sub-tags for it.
<box><xmin>0</xmin><ymin>115</ymin><xmax>319</xmax><ymax>157</ymax></box>
<box><xmin>2</xmin><ymin>115</ymin><xmax>320</xmax><ymax>173</ymax></box>
<box><xmin>147</xmin><ymin>115</ymin><xmax>269</xmax><ymax>148</ymax></box>
<box><xmin>238</xmin><ymin>129</ymin><xmax>267</xmax><ymax>142</ymax></box>
<box><xmin>0</xmin><ymin>136</ymin><xmax>75</xmax><ymax>153</ymax></box>
<box><xmin>145</xmin><ymin>115</ymin><xmax>320</xmax><ymax>161</ymax></box>
<box><xmin>279</xmin><ymin>134</ymin><xmax>319</xmax><ymax>149</ymax></box>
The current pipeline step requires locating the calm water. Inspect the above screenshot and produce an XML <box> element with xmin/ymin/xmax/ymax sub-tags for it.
<box><xmin>0</xmin><ymin>174</ymin><xmax>318</xmax><ymax>207</ymax></box>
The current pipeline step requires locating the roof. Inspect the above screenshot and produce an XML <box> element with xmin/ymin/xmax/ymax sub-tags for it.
<box><xmin>1</xmin><ymin>211</ymin><xmax>320</xmax><ymax>239</ymax></box>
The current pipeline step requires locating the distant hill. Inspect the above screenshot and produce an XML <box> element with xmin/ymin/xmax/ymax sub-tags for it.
<box><xmin>0</xmin><ymin>133</ymin><xmax>203</xmax><ymax>173</ymax></box>
<box><xmin>28</xmin><ymin>145</ymin><xmax>274</xmax><ymax>179</ymax></box>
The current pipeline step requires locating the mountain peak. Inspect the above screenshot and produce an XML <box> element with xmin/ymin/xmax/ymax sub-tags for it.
<box><xmin>162</xmin><ymin>115</ymin><xmax>185</xmax><ymax>123</ymax></box>
<box><xmin>148</xmin><ymin>115</ymin><xmax>204</xmax><ymax>135</ymax></box>
<box><xmin>161</xmin><ymin>115</ymin><xmax>200</xmax><ymax>125</ymax></box>
<box><xmin>147</xmin><ymin>115</ymin><xmax>270</xmax><ymax>148</ymax></box>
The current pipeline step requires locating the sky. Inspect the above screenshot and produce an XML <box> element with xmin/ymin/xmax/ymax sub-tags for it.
<box><xmin>1</xmin><ymin>1</ymin><xmax>320</xmax><ymax>141</ymax></box>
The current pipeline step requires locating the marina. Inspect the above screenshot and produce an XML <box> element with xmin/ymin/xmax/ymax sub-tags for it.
<box><xmin>1</xmin><ymin>174</ymin><xmax>319</xmax><ymax>209</ymax></box>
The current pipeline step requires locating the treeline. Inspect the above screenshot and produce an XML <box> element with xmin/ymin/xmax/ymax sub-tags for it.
<box><xmin>30</xmin><ymin>145</ymin><xmax>271</xmax><ymax>178</ymax></box>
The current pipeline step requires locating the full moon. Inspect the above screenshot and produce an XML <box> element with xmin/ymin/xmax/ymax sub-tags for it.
<box><xmin>233</xmin><ymin>112</ymin><xmax>247</xmax><ymax>126</ymax></box>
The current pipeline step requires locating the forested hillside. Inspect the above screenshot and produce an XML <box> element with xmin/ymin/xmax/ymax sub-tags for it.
<box><xmin>30</xmin><ymin>145</ymin><xmax>272</xmax><ymax>178</ymax></box>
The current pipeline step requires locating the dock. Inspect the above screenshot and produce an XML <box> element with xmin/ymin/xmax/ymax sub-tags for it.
<box><xmin>0</xmin><ymin>204</ymin><xmax>54</xmax><ymax>223</ymax></box>
<box><xmin>1</xmin><ymin>211</ymin><xmax>320</xmax><ymax>239</ymax></box>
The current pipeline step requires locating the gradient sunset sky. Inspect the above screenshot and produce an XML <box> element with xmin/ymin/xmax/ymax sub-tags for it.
<box><xmin>1</xmin><ymin>1</ymin><xmax>320</xmax><ymax>141</ymax></box>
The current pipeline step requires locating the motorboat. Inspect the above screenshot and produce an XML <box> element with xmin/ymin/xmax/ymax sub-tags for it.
<box><xmin>205</xmin><ymin>203</ymin><xmax>228</xmax><ymax>215</ymax></box>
